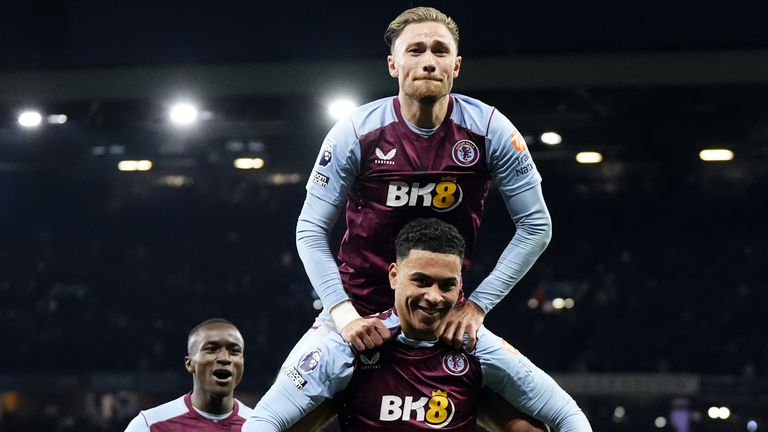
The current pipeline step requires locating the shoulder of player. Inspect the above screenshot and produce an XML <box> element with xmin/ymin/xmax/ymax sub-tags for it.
<box><xmin>138</xmin><ymin>395</ymin><xmax>188</xmax><ymax>426</ymax></box>
<box><xmin>346</xmin><ymin>96</ymin><xmax>398</xmax><ymax>139</ymax></box>
<box><xmin>234</xmin><ymin>398</ymin><xmax>253</xmax><ymax>419</ymax></box>
<box><xmin>450</xmin><ymin>93</ymin><xmax>501</xmax><ymax>137</ymax></box>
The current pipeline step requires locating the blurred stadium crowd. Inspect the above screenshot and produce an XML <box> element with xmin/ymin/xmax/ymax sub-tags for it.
<box><xmin>1</xmin><ymin>154</ymin><xmax>765</xmax><ymax>431</ymax></box>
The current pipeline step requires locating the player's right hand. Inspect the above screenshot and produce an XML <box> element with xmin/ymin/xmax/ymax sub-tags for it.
<box><xmin>340</xmin><ymin>317</ymin><xmax>392</xmax><ymax>351</ymax></box>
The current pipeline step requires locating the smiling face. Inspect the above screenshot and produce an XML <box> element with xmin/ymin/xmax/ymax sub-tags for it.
<box><xmin>387</xmin><ymin>21</ymin><xmax>462</xmax><ymax>104</ymax></box>
<box><xmin>185</xmin><ymin>322</ymin><xmax>244</xmax><ymax>402</ymax></box>
<box><xmin>389</xmin><ymin>249</ymin><xmax>462</xmax><ymax>340</ymax></box>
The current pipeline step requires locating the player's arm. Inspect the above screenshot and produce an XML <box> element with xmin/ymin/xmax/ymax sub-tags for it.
<box><xmin>472</xmin><ymin>111</ymin><xmax>552</xmax><ymax>312</ymax></box>
<box><xmin>476</xmin><ymin>327</ymin><xmax>593</xmax><ymax>431</ymax></box>
<box><xmin>123</xmin><ymin>413</ymin><xmax>149</xmax><ymax>432</ymax></box>
<box><xmin>243</xmin><ymin>335</ymin><xmax>355</xmax><ymax>431</ymax></box>
<box><xmin>440</xmin><ymin>113</ymin><xmax>551</xmax><ymax>351</ymax></box>
<box><xmin>295</xmin><ymin>119</ymin><xmax>390</xmax><ymax>350</ymax></box>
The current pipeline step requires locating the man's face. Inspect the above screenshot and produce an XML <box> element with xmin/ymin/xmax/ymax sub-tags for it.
<box><xmin>185</xmin><ymin>323</ymin><xmax>245</xmax><ymax>398</ymax></box>
<box><xmin>388</xmin><ymin>21</ymin><xmax>462</xmax><ymax>103</ymax></box>
<box><xmin>389</xmin><ymin>249</ymin><xmax>462</xmax><ymax>340</ymax></box>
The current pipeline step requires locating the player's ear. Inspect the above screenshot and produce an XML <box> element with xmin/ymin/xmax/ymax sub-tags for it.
<box><xmin>453</xmin><ymin>55</ymin><xmax>462</xmax><ymax>78</ymax></box>
<box><xmin>185</xmin><ymin>356</ymin><xmax>194</xmax><ymax>373</ymax></box>
<box><xmin>387</xmin><ymin>55</ymin><xmax>399</xmax><ymax>78</ymax></box>
<box><xmin>388</xmin><ymin>262</ymin><xmax>398</xmax><ymax>290</ymax></box>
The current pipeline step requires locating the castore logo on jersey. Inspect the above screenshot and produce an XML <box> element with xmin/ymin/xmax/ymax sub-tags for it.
<box><xmin>374</xmin><ymin>147</ymin><xmax>397</xmax><ymax>165</ymax></box>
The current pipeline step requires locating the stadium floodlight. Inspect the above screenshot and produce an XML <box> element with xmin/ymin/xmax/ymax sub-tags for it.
<box><xmin>328</xmin><ymin>98</ymin><xmax>357</xmax><ymax>120</ymax></box>
<box><xmin>699</xmin><ymin>149</ymin><xmax>733</xmax><ymax>162</ymax></box>
<box><xmin>47</xmin><ymin>114</ymin><xmax>68</xmax><ymax>125</ymax></box>
<box><xmin>576</xmin><ymin>151</ymin><xmax>603</xmax><ymax>164</ymax></box>
<box><xmin>169</xmin><ymin>102</ymin><xmax>199</xmax><ymax>126</ymax></box>
<box><xmin>18</xmin><ymin>111</ymin><xmax>43</xmax><ymax>128</ymax></box>
<box><xmin>118</xmin><ymin>160</ymin><xmax>153</xmax><ymax>172</ymax></box>
<box><xmin>233</xmin><ymin>157</ymin><xmax>265</xmax><ymax>170</ymax></box>
<box><xmin>654</xmin><ymin>417</ymin><xmax>667</xmax><ymax>428</ymax></box>
<box><xmin>540</xmin><ymin>131</ymin><xmax>562</xmax><ymax>145</ymax></box>
<box><xmin>552</xmin><ymin>298</ymin><xmax>565</xmax><ymax>309</ymax></box>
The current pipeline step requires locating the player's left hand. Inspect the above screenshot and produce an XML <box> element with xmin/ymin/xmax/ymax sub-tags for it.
<box><xmin>437</xmin><ymin>299</ymin><xmax>486</xmax><ymax>351</ymax></box>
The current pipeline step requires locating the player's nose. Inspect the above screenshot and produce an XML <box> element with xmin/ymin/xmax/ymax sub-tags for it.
<box><xmin>423</xmin><ymin>284</ymin><xmax>442</xmax><ymax>303</ymax></box>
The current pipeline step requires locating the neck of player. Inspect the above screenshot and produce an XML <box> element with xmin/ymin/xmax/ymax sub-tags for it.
<box><xmin>398</xmin><ymin>93</ymin><xmax>449</xmax><ymax>129</ymax></box>
<box><xmin>192</xmin><ymin>389</ymin><xmax>233</xmax><ymax>415</ymax></box>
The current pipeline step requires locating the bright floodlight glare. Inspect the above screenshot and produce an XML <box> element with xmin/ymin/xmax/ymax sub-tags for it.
<box><xmin>655</xmin><ymin>417</ymin><xmax>667</xmax><ymax>428</ymax></box>
<box><xmin>707</xmin><ymin>407</ymin><xmax>719</xmax><ymax>419</ymax></box>
<box><xmin>552</xmin><ymin>298</ymin><xmax>565</xmax><ymax>309</ymax></box>
<box><xmin>699</xmin><ymin>149</ymin><xmax>734</xmax><ymax>162</ymax></box>
<box><xmin>234</xmin><ymin>158</ymin><xmax>265</xmax><ymax>170</ymax></box>
<box><xmin>136</xmin><ymin>160</ymin><xmax>153</xmax><ymax>171</ymax></box>
<box><xmin>718</xmin><ymin>407</ymin><xmax>731</xmax><ymax>419</ymax></box>
<box><xmin>47</xmin><ymin>114</ymin><xmax>68</xmax><ymax>124</ymax></box>
<box><xmin>747</xmin><ymin>420</ymin><xmax>758</xmax><ymax>432</ymax></box>
<box><xmin>541</xmin><ymin>131</ymin><xmax>562</xmax><ymax>145</ymax></box>
<box><xmin>18</xmin><ymin>111</ymin><xmax>43</xmax><ymax>128</ymax></box>
<box><xmin>169</xmin><ymin>102</ymin><xmax>199</xmax><ymax>125</ymax></box>
<box><xmin>576</xmin><ymin>151</ymin><xmax>603</xmax><ymax>164</ymax></box>
<box><xmin>118</xmin><ymin>160</ymin><xmax>153</xmax><ymax>172</ymax></box>
<box><xmin>328</xmin><ymin>99</ymin><xmax>357</xmax><ymax>120</ymax></box>
<box><xmin>234</xmin><ymin>158</ymin><xmax>254</xmax><ymax>169</ymax></box>
<box><xmin>564</xmin><ymin>298</ymin><xmax>575</xmax><ymax>309</ymax></box>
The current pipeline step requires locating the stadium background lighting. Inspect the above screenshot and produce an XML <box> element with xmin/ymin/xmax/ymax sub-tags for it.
<box><xmin>699</xmin><ymin>149</ymin><xmax>734</xmax><ymax>161</ymax></box>
<box><xmin>118</xmin><ymin>160</ymin><xmax>153</xmax><ymax>172</ymax></box>
<box><xmin>18</xmin><ymin>111</ymin><xmax>43</xmax><ymax>128</ymax></box>
<box><xmin>47</xmin><ymin>114</ymin><xmax>68</xmax><ymax>124</ymax></box>
<box><xmin>654</xmin><ymin>417</ymin><xmax>667</xmax><ymax>428</ymax></box>
<box><xmin>328</xmin><ymin>98</ymin><xmax>357</xmax><ymax>120</ymax></box>
<box><xmin>707</xmin><ymin>406</ymin><xmax>731</xmax><ymax>419</ymax></box>
<box><xmin>234</xmin><ymin>157</ymin><xmax>265</xmax><ymax>170</ymax></box>
<box><xmin>576</xmin><ymin>151</ymin><xmax>603</xmax><ymax>164</ymax></box>
<box><xmin>169</xmin><ymin>102</ymin><xmax>199</xmax><ymax>126</ymax></box>
<box><xmin>541</xmin><ymin>131</ymin><xmax>562</xmax><ymax>145</ymax></box>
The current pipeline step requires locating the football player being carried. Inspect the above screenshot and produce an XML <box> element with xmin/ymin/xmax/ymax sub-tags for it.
<box><xmin>245</xmin><ymin>219</ymin><xmax>591</xmax><ymax>431</ymax></box>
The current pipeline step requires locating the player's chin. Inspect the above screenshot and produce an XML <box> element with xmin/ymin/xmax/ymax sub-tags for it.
<box><xmin>409</xmin><ymin>85</ymin><xmax>448</xmax><ymax>102</ymax></box>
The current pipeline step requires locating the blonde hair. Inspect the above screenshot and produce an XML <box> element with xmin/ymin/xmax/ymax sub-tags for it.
<box><xmin>384</xmin><ymin>7</ymin><xmax>459</xmax><ymax>53</ymax></box>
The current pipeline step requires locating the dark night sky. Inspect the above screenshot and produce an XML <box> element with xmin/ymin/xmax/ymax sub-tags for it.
<box><xmin>1</xmin><ymin>0</ymin><xmax>766</xmax><ymax>69</ymax></box>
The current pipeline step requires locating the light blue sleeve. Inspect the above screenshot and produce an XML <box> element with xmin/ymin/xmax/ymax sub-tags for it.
<box><xmin>468</xmin><ymin>111</ymin><xmax>552</xmax><ymax>313</ymax></box>
<box><xmin>476</xmin><ymin>327</ymin><xmax>592</xmax><ymax>431</ymax></box>
<box><xmin>304</xmin><ymin>117</ymin><xmax>361</xmax><ymax>205</ymax></box>
<box><xmin>123</xmin><ymin>414</ymin><xmax>149</xmax><ymax>432</ymax></box>
<box><xmin>296</xmin><ymin>195</ymin><xmax>348</xmax><ymax>310</ymax></box>
<box><xmin>296</xmin><ymin>118</ymin><xmax>361</xmax><ymax>311</ymax></box>
<box><xmin>243</xmin><ymin>333</ymin><xmax>355</xmax><ymax>432</ymax></box>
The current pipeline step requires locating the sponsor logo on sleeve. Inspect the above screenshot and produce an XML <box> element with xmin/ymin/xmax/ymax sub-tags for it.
<box><xmin>318</xmin><ymin>141</ymin><xmax>333</xmax><ymax>167</ymax></box>
<box><xmin>284</xmin><ymin>367</ymin><xmax>307</xmax><ymax>390</ymax></box>
<box><xmin>375</xmin><ymin>147</ymin><xmax>397</xmax><ymax>165</ymax></box>
<box><xmin>442</xmin><ymin>351</ymin><xmax>469</xmax><ymax>376</ymax></box>
<box><xmin>511</xmin><ymin>130</ymin><xmax>527</xmax><ymax>152</ymax></box>
<box><xmin>500</xmin><ymin>339</ymin><xmax>521</xmax><ymax>356</ymax></box>
<box><xmin>311</xmin><ymin>171</ymin><xmax>329</xmax><ymax>188</ymax></box>
<box><xmin>299</xmin><ymin>347</ymin><xmax>323</xmax><ymax>374</ymax></box>
<box><xmin>451</xmin><ymin>140</ymin><xmax>480</xmax><ymax>167</ymax></box>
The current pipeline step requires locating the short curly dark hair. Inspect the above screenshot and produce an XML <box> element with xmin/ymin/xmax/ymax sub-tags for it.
<box><xmin>395</xmin><ymin>218</ymin><xmax>465</xmax><ymax>261</ymax></box>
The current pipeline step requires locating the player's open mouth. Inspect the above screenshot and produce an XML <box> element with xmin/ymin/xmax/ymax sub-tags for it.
<box><xmin>212</xmin><ymin>369</ymin><xmax>233</xmax><ymax>383</ymax></box>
